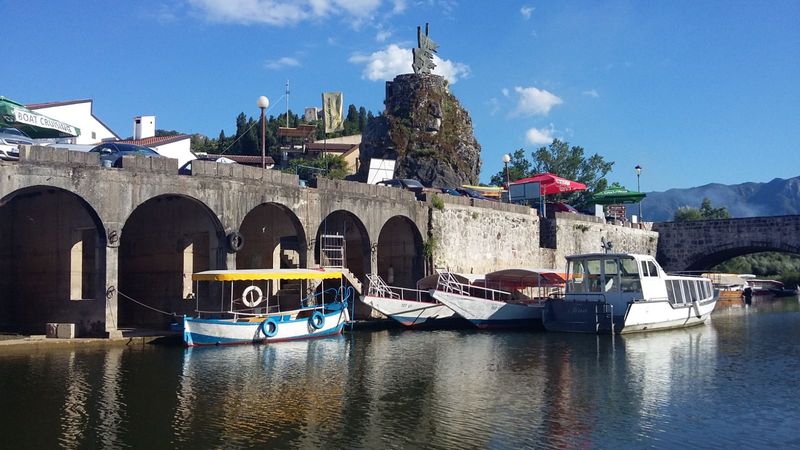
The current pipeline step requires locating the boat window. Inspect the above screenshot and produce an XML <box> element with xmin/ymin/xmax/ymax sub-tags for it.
<box><xmin>619</xmin><ymin>258</ymin><xmax>641</xmax><ymax>292</ymax></box>
<box><xmin>567</xmin><ymin>259</ymin><xmax>603</xmax><ymax>293</ymax></box>
<box><xmin>673</xmin><ymin>280</ymin><xmax>685</xmax><ymax>304</ymax></box>
<box><xmin>640</xmin><ymin>261</ymin><xmax>649</xmax><ymax>277</ymax></box>
<box><xmin>646</xmin><ymin>261</ymin><xmax>659</xmax><ymax>277</ymax></box>
<box><xmin>604</xmin><ymin>259</ymin><xmax>620</xmax><ymax>292</ymax></box>
<box><xmin>666</xmin><ymin>280</ymin><xmax>676</xmax><ymax>303</ymax></box>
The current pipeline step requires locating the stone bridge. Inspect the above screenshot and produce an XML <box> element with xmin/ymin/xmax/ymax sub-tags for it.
<box><xmin>0</xmin><ymin>146</ymin><xmax>658</xmax><ymax>338</ymax></box>
<box><xmin>654</xmin><ymin>216</ymin><xmax>800</xmax><ymax>272</ymax></box>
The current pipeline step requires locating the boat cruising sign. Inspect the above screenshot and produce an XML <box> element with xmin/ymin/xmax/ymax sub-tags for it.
<box><xmin>182</xmin><ymin>268</ymin><xmax>353</xmax><ymax>346</ymax></box>
<box><xmin>543</xmin><ymin>253</ymin><xmax>718</xmax><ymax>334</ymax></box>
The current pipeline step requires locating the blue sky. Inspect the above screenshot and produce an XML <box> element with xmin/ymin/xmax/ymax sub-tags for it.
<box><xmin>3</xmin><ymin>0</ymin><xmax>798</xmax><ymax>191</ymax></box>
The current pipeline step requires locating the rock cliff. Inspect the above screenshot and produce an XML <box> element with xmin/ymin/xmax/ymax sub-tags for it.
<box><xmin>356</xmin><ymin>74</ymin><xmax>481</xmax><ymax>187</ymax></box>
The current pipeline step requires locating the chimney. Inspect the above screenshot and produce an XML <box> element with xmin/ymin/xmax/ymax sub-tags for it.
<box><xmin>133</xmin><ymin>115</ymin><xmax>155</xmax><ymax>139</ymax></box>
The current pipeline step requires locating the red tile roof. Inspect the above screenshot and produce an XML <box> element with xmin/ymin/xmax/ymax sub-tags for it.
<box><xmin>277</xmin><ymin>125</ymin><xmax>317</xmax><ymax>138</ymax></box>
<box><xmin>116</xmin><ymin>135</ymin><xmax>191</xmax><ymax>147</ymax></box>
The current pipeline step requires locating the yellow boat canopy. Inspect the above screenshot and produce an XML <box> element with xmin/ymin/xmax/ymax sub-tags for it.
<box><xmin>192</xmin><ymin>268</ymin><xmax>343</xmax><ymax>282</ymax></box>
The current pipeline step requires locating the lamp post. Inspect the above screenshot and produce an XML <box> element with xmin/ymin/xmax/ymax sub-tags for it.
<box><xmin>502</xmin><ymin>154</ymin><xmax>511</xmax><ymax>202</ymax></box>
<box><xmin>257</xmin><ymin>95</ymin><xmax>270</xmax><ymax>169</ymax></box>
<box><xmin>635</xmin><ymin>164</ymin><xmax>642</xmax><ymax>220</ymax></box>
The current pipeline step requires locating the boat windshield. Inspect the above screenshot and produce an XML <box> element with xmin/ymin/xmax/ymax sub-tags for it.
<box><xmin>567</xmin><ymin>256</ymin><xmax>641</xmax><ymax>294</ymax></box>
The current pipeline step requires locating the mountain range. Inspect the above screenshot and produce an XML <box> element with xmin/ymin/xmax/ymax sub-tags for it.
<box><xmin>640</xmin><ymin>175</ymin><xmax>800</xmax><ymax>222</ymax></box>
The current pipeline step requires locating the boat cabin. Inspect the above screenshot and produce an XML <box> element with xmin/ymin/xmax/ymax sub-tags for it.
<box><xmin>564</xmin><ymin>253</ymin><xmax>713</xmax><ymax>307</ymax></box>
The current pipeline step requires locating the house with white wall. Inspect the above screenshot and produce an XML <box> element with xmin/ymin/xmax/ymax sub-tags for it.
<box><xmin>26</xmin><ymin>99</ymin><xmax>119</xmax><ymax>145</ymax></box>
<box><xmin>116</xmin><ymin>115</ymin><xmax>194</xmax><ymax>166</ymax></box>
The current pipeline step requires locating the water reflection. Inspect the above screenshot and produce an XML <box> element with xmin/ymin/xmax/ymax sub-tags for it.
<box><xmin>1</xmin><ymin>299</ymin><xmax>799</xmax><ymax>448</ymax></box>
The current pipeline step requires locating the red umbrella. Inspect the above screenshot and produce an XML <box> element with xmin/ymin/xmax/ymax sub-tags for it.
<box><xmin>510</xmin><ymin>172</ymin><xmax>587</xmax><ymax>195</ymax></box>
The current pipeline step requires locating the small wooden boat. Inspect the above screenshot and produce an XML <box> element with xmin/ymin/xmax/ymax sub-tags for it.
<box><xmin>543</xmin><ymin>253</ymin><xmax>717</xmax><ymax>334</ymax></box>
<box><xmin>182</xmin><ymin>268</ymin><xmax>352</xmax><ymax>346</ymax></box>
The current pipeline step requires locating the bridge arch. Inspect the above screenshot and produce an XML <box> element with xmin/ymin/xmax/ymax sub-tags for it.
<box><xmin>655</xmin><ymin>217</ymin><xmax>800</xmax><ymax>272</ymax></box>
<box><xmin>0</xmin><ymin>186</ymin><xmax>107</xmax><ymax>336</ymax></box>
<box><xmin>118</xmin><ymin>193</ymin><xmax>226</xmax><ymax>329</ymax></box>
<box><xmin>237</xmin><ymin>202</ymin><xmax>307</xmax><ymax>269</ymax></box>
<box><xmin>376</xmin><ymin>215</ymin><xmax>424</xmax><ymax>288</ymax></box>
<box><xmin>315</xmin><ymin>210</ymin><xmax>371</xmax><ymax>280</ymax></box>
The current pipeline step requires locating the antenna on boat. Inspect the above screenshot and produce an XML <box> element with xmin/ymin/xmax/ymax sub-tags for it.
<box><xmin>601</xmin><ymin>237</ymin><xmax>613</xmax><ymax>254</ymax></box>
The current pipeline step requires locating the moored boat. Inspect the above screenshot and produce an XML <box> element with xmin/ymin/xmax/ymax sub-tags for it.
<box><xmin>182</xmin><ymin>268</ymin><xmax>353</xmax><ymax>346</ymax></box>
<box><xmin>361</xmin><ymin>273</ymin><xmax>465</xmax><ymax>327</ymax></box>
<box><xmin>543</xmin><ymin>253</ymin><xmax>717</xmax><ymax>334</ymax></box>
<box><xmin>431</xmin><ymin>269</ymin><xmax>566</xmax><ymax>329</ymax></box>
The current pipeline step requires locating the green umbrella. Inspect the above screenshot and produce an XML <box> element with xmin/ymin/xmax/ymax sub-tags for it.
<box><xmin>0</xmin><ymin>96</ymin><xmax>80</xmax><ymax>139</ymax></box>
<box><xmin>589</xmin><ymin>183</ymin><xmax>646</xmax><ymax>205</ymax></box>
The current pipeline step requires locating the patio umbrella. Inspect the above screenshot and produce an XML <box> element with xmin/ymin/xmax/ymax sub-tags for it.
<box><xmin>0</xmin><ymin>96</ymin><xmax>80</xmax><ymax>138</ymax></box>
<box><xmin>589</xmin><ymin>184</ymin><xmax>646</xmax><ymax>205</ymax></box>
<box><xmin>510</xmin><ymin>172</ymin><xmax>587</xmax><ymax>195</ymax></box>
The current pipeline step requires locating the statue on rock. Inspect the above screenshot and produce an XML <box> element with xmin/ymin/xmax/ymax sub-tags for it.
<box><xmin>356</xmin><ymin>24</ymin><xmax>482</xmax><ymax>188</ymax></box>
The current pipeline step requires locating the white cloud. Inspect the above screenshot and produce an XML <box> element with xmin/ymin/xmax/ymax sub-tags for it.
<box><xmin>375</xmin><ymin>28</ymin><xmax>392</xmax><ymax>42</ymax></box>
<box><xmin>582</xmin><ymin>89</ymin><xmax>599</xmax><ymax>98</ymax></box>
<box><xmin>188</xmin><ymin>0</ymin><xmax>386</xmax><ymax>26</ymax></box>
<box><xmin>512</xmin><ymin>86</ymin><xmax>563</xmax><ymax>116</ymax></box>
<box><xmin>501</xmin><ymin>88</ymin><xmax>510</xmax><ymax>97</ymax></box>
<box><xmin>349</xmin><ymin>44</ymin><xmax>470</xmax><ymax>84</ymax></box>
<box><xmin>520</xmin><ymin>5</ymin><xmax>534</xmax><ymax>20</ymax></box>
<box><xmin>264</xmin><ymin>56</ymin><xmax>301</xmax><ymax>70</ymax></box>
<box><xmin>525</xmin><ymin>126</ymin><xmax>555</xmax><ymax>145</ymax></box>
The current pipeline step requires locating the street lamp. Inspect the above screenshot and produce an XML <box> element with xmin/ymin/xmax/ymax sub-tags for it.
<box><xmin>502</xmin><ymin>153</ymin><xmax>511</xmax><ymax>202</ymax></box>
<box><xmin>257</xmin><ymin>95</ymin><xmax>270</xmax><ymax>169</ymax></box>
<box><xmin>635</xmin><ymin>164</ymin><xmax>642</xmax><ymax>220</ymax></box>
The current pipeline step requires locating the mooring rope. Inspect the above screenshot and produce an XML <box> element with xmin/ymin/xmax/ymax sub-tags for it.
<box><xmin>117</xmin><ymin>290</ymin><xmax>179</xmax><ymax>317</ymax></box>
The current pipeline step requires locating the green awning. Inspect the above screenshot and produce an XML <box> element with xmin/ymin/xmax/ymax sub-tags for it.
<box><xmin>590</xmin><ymin>184</ymin><xmax>646</xmax><ymax>205</ymax></box>
<box><xmin>0</xmin><ymin>96</ymin><xmax>81</xmax><ymax>139</ymax></box>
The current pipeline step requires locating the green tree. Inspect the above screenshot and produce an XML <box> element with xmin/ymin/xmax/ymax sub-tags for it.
<box><xmin>674</xmin><ymin>197</ymin><xmax>730</xmax><ymax>221</ymax></box>
<box><xmin>489</xmin><ymin>148</ymin><xmax>531</xmax><ymax>186</ymax></box>
<box><xmin>489</xmin><ymin>139</ymin><xmax>613</xmax><ymax>207</ymax></box>
<box><xmin>283</xmin><ymin>154</ymin><xmax>349</xmax><ymax>181</ymax></box>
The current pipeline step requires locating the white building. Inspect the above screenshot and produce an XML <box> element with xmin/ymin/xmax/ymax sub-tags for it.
<box><xmin>118</xmin><ymin>116</ymin><xmax>194</xmax><ymax>166</ymax></box>
<box><xmin>26</xmin><ymin>99</ymin><xmax>119</xmax><ymax>145</ymax></box>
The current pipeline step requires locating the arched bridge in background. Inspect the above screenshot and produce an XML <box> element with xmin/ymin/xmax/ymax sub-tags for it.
<box><xmin>654</xmin><ymin>216</ymin><xmax>800</xmax><ymax>272</ymax></box>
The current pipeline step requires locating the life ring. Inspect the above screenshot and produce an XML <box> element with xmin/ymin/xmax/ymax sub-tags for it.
<box><xmin>242</xmin><ymin>285</ymin><xmax>263</xmax><ymax>307</ymax></box>
<box><xmin>260</xmin><ymin>318</ymin><xmax>279</xmax><ymax>337</ymax></box>
<box><xmin>226</xmin><ymin>231</ymin><xmax>244</xmax><ymax>253</ymax></box>
<box><xmin>309</xmin><ymin>311</ymin><xmax>325</xmax><ymax>330</ymax></box>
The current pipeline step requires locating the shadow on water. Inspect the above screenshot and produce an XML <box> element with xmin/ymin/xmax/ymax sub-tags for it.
<box><xmin>1</xmin><ymin>298</ymin><xmax>799</xmax><ymax>448</ymax></box>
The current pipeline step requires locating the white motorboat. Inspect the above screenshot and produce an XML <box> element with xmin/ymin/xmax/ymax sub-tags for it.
<box><xmin>431</xmin><ymin>269</ymin><xmax>566</xmax><ymax>329</ymax></box>
<box><xmin>543</xmin><ymin>253</ymin><xmax>718</xmax><ymax>334</ymax></box>
<box><xmin>361</xmin><ymin>273</ymin><xmax>467</xmax><ymax>327</ymax></box>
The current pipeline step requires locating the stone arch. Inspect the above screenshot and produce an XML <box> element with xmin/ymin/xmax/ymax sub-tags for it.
<box><xmin>685</xmin><ymin>243</ymin><xmax>800</xmax><ymax>272</ymax></box>
<box><xmin>315</xmin><ymin>211</ymin><xmax>370</xmax><ymax>281</ymax></box>
<box><xmin>376</xmin><ymin>215</ymin><xmax>425</xmax><ymax>288</ymax></box>
<box><xmin>0</xmin><ymin>186</ymin><xmax>107</xmax><ymax>336</ymax></box>
<box><xmin>118</xmin><ymin>194</ymin><xmax>225</xmax><ymax>329</ymax></box>
<box><xmin>237</xmin><ymin>202</ymin><xmax>307</xmax><ymax>269</ymax></box>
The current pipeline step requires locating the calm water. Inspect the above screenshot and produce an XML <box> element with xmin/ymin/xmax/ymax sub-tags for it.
<box><xmin>1</xmin><ymin>298</ymin><xmax>799</xmax><ymax>449</ymax></box>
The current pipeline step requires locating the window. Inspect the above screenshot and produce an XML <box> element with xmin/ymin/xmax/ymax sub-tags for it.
<box><xmin>604</xmin><ymin>259</ymin><xmax>620</xmax><ymax>292</ymax></box>
<box><xmin>646</xmin><ymin>261</ymin><xmax>659</xmax><ymax>277</ymax></box>
<box><xmin>620</xmin><ymin>257</ymin><xmax>641</xmax><ymax>292</ymax></box>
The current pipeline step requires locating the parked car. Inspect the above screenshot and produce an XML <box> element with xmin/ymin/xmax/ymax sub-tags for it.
<box><xmin>179</xmin><ymin>156</ymin><xmax>237</xmax><ymax>175</ymax></box>
<box><xmin>440</xmin><ymin>187</ymin><xmax>463</xmax><ymax>197</ymax></box>
<box><xmin>376</xmin><ymin>178</ymin><xmax>425</xmax><ymax>195</ymax></box>
<box><xmin>546</xmin><ymin>202</ymin><xmax>579</xmax><ymax>214</ymax></box>
<box><xmin>89</xmin><ymin>142</ymin><xmax>162</xmax><ymax>167</ymax></box>
<box><xmin>456</xmin><ymin>187</ymin><xmax>489</xmax><ymax>200</ymax></box>
<box><xmin>0</xmin><ymin>127</ymin><xmax>34</xmax><ymax>161</ymax></box>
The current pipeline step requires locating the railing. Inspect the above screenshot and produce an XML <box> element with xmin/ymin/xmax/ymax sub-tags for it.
<box><xmin>366</xmin><ymin>274</ymin><xmax>434</xmax><ymax>303</ymax></box>
<box><xmin>595</xmin><ymin>302</ymin><xmax>614</xmax><ymax>334</ymax></box>
<box><xmin>436</xmin><ymin>273</ymin><xmax>510</xmax><ymax>302</ymax></box>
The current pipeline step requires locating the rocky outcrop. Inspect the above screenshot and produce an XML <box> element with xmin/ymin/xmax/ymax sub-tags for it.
<box><xmin>356</xmin><ymin>74</ymin><xmax>481</xmax><ymax>187</ymax></box>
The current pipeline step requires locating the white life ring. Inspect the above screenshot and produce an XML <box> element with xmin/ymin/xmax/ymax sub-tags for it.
<box><xmin>242</xmin><ymin>285</ymin><xmax>263</xmax><ymax>307</ymax></box>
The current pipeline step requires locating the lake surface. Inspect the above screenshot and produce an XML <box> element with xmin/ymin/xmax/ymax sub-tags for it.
<box><xmin>1</xmin><ymin>297</ymin><xmax>799</xmax><ymax>449</ymax></box>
